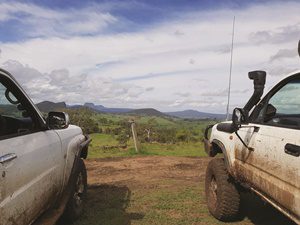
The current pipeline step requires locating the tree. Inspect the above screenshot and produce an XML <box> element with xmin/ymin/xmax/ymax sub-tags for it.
<box><xmin>116</xmin><ymin>130</ymin><xmax>130</xmax><ymax>145</ymax></box>
<box><xmin>154</xmin><ymin>127</ymin><xmax>176</xmax><ymax>143</ymax></box>
<box><xmin>144</xmin><ymin>118</ymin><xmax>158</xmax><ymax>142</ymax></box>
<box><xmin>176</xmin><ymin>129</ymin><xmax>192</xmax><ymax>142</ymax></box>
<box><xmin>63</xmin><ymin>108</ymin><xmax>100</xmax><ymax>134</ymax></box>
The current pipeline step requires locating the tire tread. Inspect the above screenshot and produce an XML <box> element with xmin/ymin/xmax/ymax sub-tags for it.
<box><xmin>205</xmin><ymin>158</ymin><xmax>240</xmax><ymax>221</ymax></box>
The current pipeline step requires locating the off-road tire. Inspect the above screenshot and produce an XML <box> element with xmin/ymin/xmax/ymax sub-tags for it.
<box><xmin>205</xmin><ymin>158</ymin><xmax>240</xmax><ymax>221</ymax></box>
<box><xmin>63</xmin><ymin>159</ymin><xmax>87</xmax><ymax>222</ymax></box>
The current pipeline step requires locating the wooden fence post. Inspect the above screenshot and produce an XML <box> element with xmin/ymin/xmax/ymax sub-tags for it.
<box><xmin>130</xmin><ymin>120</ymin><xmax>139</xmax><ymax>153</ymax></box>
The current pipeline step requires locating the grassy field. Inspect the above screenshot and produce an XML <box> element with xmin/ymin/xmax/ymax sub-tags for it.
<box><xmin>78</xmin><ymin>181</ymin><xmax>220</xmax><ymax>225</ymax></box>
<box><xmin>87</xmin><ymin>115</ymin><xmax>215</xmax><ymax>159</ymax></box>
<box><xmin>133</xmin><ymin>142</ymin><xmax>206</xmax><ymax>157</ymax></box>
<box><xmin>88</xmin><ymin>133</ymin><xmax>207</xmax><ymax>158</ymax></box>
<box><xmin>62</xmin><ymin>156</ymin><xmax>295</xmax><ymax>225</ymax></box>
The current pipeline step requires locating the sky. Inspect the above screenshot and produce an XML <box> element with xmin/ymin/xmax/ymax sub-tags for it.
<box><xmin>0</xmin><ymin>0</ymin><xmax>300</xmax><ymax>113</ymax></box>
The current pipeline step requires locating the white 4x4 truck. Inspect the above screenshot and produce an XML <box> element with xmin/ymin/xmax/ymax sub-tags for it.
<box><xmin>0</xmin><ymin>68</ymin><xmax>91</xmax><ymax>225</ymax></box>
<box><xmin>203</xmin><ymin>42</ymin><xmax>300</xmax><ymax>224</ymax></box>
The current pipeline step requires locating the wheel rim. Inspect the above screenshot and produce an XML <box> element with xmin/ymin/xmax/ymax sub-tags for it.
<box><xmin>74</xmin><ymin>172</ymin><xmax>85</xmax><ymax>207</ymax></box>
<box><xmin>208</xmin><ymin>176</ymin><xmax>218</xmax><ymax>209</ymax></box>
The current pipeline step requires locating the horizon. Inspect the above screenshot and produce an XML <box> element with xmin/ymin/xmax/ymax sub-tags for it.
<box><xmin>1</xmin><ymin>0</ymin><xmax>300</xmax><ymax>113</ymax></box>
<box><xmin>37</xmin><ymin>100</ymin><xmax>227</xmax><ymax>114</ymax></box>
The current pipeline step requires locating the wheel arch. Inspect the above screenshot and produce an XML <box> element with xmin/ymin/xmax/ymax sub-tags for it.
<box><xmin>211</xmin><ymin>139</ymin><xmax>231</xmax><ymax>169</ymax></box>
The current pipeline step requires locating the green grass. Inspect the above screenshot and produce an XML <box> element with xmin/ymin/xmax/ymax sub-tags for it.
<box><xmin>133</xmin><ymin>182</ymin><xmax>224</xmax><ymax>225</ymax></box>
<box><xmin>137</xmin><ymin>142</ymin><xmax>206</xmax><ymax>157</ymax></box>
<box><xmin>88</xmin><ymin>133</ymin><xmax>207</xmax><ymax>158</ymax></box>
<box><xmin>87</xmin><ymin>133</ymin><xmax>129</xmax><ymax>158</ymax></box>
<box><xmin>138</xmin><ymin>116</ymin><xmax>176</xmax><ymax>126</ymax></box>
<box><xmin>72</xmin><ymin>180</ymin><xmax>230</xmax><ymax>225</ymax></box>
<box><xmin>89</xmin><ymin>133</ymin><xmax>119</xmax><ymax>146</ymax></box>
<box><xmin>93</xmin><ymin>113</ymin><xmax>125</xmax><ymax>123</ymax></box>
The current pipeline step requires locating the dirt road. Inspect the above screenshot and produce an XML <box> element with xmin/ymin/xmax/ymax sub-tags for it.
<box><xmin>64</xmin><ymin>156</ymin><xmax>295</xmax><ymax>225</ymax></box>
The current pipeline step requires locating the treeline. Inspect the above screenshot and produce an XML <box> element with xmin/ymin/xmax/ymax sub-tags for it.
<box><xmin>135</xmin><ymin>119</ymin><xmax>201</xmax><ymax>144</ymax></box>
<box><xmin>64</xmin><ymin>108</ymin><xmax>204</xmax><ymax>145</ymax></box>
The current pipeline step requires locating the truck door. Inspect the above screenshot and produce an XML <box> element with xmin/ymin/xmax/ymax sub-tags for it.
<box><xmin>234</xmin><ymin>75</ymin><xmax>300</xmax><ymax>219</ymax></box>
<box><xmin>0</xmin><ymin>76</ymin><xmax>63</xmax><ymax>225</ymax></box>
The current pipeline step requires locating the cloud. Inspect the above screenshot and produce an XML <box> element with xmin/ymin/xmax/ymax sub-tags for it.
<box><xmin>201</xmin><ymin>89</ymin><xmax>228</xmax><ymax>97</ymax></box>
<box><xmin>269</xmin><ymin>48</ymin><xmax>298</xmax><ymax>62</ymax></box>
<box><xmin>189</xmin><ymin>59</ymin><xmax>195</xmax><ymax>64</ymax></box>
<box><xmin>249</xmin><ymin>23</ymin><xmax>300</xmax><ymax>45</ymax></box>
<box><xmin>175</xmin><ymin>92</ymin><xmax>190</xmax><ymax>97</ymax></box>
<box><xmin>0</xmin><ymin>1</ymin><xmax>118</xmax><ymax>38</ymax></box>
<box><xmin>232</xmin><ymin>89</ymin><xmax>250</xmax><ymax>94</ymax></box>
<box><xmin>115</xmin><ymin>69</ymin><xmax>204</xmax><ymax>82</ymax></box>
<box><xmin>145</xmin><ymin>87</ymin><xmax>154</xmax><ymax>92</ymax></box>
<box><xmin>168</xmin><ymin>98</ymin><xmax>227</xmax><ymax>111</ymax></box>
<box><xmin>267</xmin><ymin>66</ymin><xmax>299</xmax><ymax>77</ymax></box>
<box><xmin>1</xmin><ymin>1</ymin><xmax>300</xmax><ymax>112</ymax></box>
<box><xmin>2</xmin><ymin>60</ymin><xmax>49</xmax><ymax>85</ymax></box>
<box><xmin>215</xmin><ymin>45</ymin><xmax>231</xmax><ymax>54</ymax></box>
<box><xmin>174</xmin><ymin>30</ymin><xmax>184</xmax><ymax>36</ymax></box>
<box><xmin>1</xmin><ymin>60</ymin><xmax>145</xmax><ymax>105</ymax></box>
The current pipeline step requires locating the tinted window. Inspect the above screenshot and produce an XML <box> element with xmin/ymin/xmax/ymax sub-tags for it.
<box><xmin>269</xmin><ymin>79</ymin><xmax>300</xmax><ymax>114</ymax></box>
<box><xmin>256</xmin><ymin>78</ymin><xmax>300</xmax><ymax>128</ymax></box>
<box><xmin>0</xmin><ymin>78</ymin><xmax>38</xmax><ymax>138</ymax></box>
<box><xmin>0</xmin><ymin>82</ymin><xmax>23</xmax><ymax>118</ymax></box>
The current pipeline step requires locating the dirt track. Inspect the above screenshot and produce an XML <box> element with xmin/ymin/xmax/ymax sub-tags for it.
<box><xmin>66</xmin><ymin>156</ymin><xmax>295</xmax><ymax>225</ymax></box>
<box><xmin>87</xmin><ymin>156</ymin><xmax>208</xmax><ymax>188</ymax></box>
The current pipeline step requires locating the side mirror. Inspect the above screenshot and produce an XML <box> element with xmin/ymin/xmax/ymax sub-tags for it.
<box><xmin>232</xmin><ymin>108</ymin><xmax>248</xmax><ymax>130</ymax></box>
<box><xmin>216</xmin><ymin>108</ymin><xmax>248</xmax><ymax>134</ymax></box>
<box><xmin>264</xmin><ymin>104</ymin><xmax>276</xmax><ymax>122</ymax></box>
<box><xmin>47</xmin><ymin>112</ymin><xmax>70</xmax><ymax>129</ymax></box>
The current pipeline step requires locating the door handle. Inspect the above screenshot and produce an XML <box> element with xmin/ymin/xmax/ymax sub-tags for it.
<box><xmin>0</xmin><ymin>153</ymin><xmax>17</xmax><ymax>163</ymax></box>
<box><xmin>284</xmin><ymin>144</ymin><xmax>300</xmax><ymax>157</ymax></box>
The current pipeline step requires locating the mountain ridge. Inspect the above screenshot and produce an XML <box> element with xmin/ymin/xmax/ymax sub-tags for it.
<box><xmin>36</xmin><ymin>101</ymin><xmax>225</xmax><ymax>119</ymax></box>
<box><xmin>166</xmin><ymin>109</ymin><xmax>225</xmax><ymax>119</ymax></box>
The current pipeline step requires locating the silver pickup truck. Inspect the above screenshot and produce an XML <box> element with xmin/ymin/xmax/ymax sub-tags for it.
<box><xmin>0</xmin><ymin>68</ymin><xmax>91</xmax><ymax>225</ymax></box>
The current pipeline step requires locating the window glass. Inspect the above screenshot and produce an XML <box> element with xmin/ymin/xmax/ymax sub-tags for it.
<box><xmin>0</xmin><ymin>83</ymin><xmax>22</xmax><ymax>118</ymax></box>
<box><xmin>0</xmin><ymin>79</ymin><xmax>36</xmax><ymax>138</ymax></box>
<box><xmin>262</xmin><ymin>78</ymin><xmax>300</xmax><ymax>128</ymax></box>
<box><xmin>269</xmin><ymin>79</ymin><xmax>300</xmax><ymax>114</ymax></box>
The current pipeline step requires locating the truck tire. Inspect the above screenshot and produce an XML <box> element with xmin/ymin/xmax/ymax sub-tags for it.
<box><xmin>64</xmin><ymin>159</ymin><xmax>87</xmax><ymax>222</ymax></box>
<box><xmin>205</xmin><ymin>158</ymin><xmax>240</xmax><ymax>221</ymax></box>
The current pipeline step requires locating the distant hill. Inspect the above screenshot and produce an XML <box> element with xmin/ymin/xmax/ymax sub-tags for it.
<box><xmin>128</xmin><ymin>108</ymin><xmax>167</xmax><ymax>117</ymax></box>
<box><xmin>166</xmin><ymin>110</ymin><xmax>225</xmax><ymax>120</ymax></box>
<box><xmin>36</xmin><ymin>101</ymin><xmax>225</xmax><ymax>119</ymax></box>
<box><xmin>83</xmin><ymin>103</ymin><xmax>132</xmax><ymax>113</ymax></box>
<box><xmin>37</xmin><ymin>101</ymin><xmax>133</xmax><ymax>114</ymax></box>
<box><xmin>36</xmin><ymin>101</ymin><xmax>66</xmax><ymax>112</ymax></box>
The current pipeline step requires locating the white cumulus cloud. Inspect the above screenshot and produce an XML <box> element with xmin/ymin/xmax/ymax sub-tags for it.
<box><xmin>0</xmin><ymin>1</ymin><xmax>300</xmax><ymax>113</ymax></box>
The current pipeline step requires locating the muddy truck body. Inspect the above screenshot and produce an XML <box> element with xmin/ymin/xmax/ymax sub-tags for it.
<box><xmin>203</xmin><ymin>42</ymin><xmax>300</xmax><ymax>224</ymax></box>
<box><xmin>0</xmin><ymin>68</ymin><xmax>91</xmax><ymax>225</ymax></box>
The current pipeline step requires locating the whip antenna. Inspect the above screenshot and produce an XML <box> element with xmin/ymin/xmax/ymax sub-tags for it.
<box><xmin>298</xmin><ymin>40</ymin><xmax>300</xmax><ymax>58</ymax></box>
<box><xmin>226</xmin><ymin>16</ymin><xmax>235</xmax><ymax>121</ymax></box>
